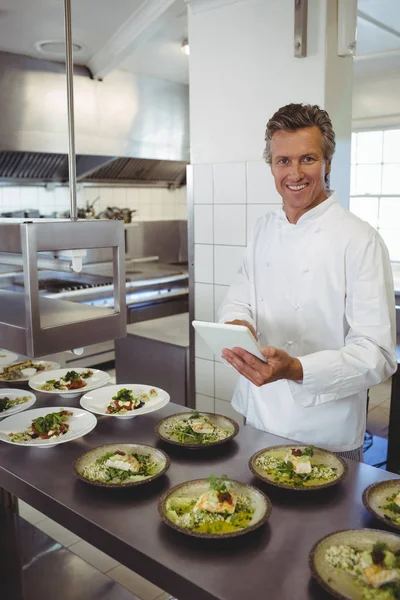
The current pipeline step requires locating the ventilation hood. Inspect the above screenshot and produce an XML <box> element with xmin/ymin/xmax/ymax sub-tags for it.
<box><xmin>0</xmin><ymin>52</ymin><xmax>189</xmax><ymax>187</ymax></box>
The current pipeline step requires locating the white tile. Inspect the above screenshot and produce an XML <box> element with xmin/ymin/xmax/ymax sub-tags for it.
<box><xmin>69</xmin><ymin>540</ymin><xmax>119</xmax><ymax>573</ymax></box>
<box><xmin>195</xmin><ymin>331</ymin><xmax>214</xmax><ymax>360</ymax></box>
<box><xmin>36</xmin><ymin>518</ymin><xmax>81</xmax><ymax>547</ymax></box>
<box><xmin>246</xmin><ymin>160</ymin><xmax>281</xmax><ymax>204</ymax></box>
<box><xmin>215</xmin><ymin>398</ymin><xmax>244</xmax><ymax>425</ymax></box>
<box><xmin>214</xmin><ymin>204</ymin><xmax>246</xmax><ymax>246</ymax></box>
<box><xmin>193</xmin><ymin>164</ymin><xmax>213</xmax><ymax>204</ymax></box>
<box><xmin>18</xmin><ymin>500</ymin><xmax>47</xmax><ymax>525</ymax></box>
<box><xmin>20</xmin><ymin>187</ymin><xmax>39</xmax><ymax>210</ymax></box>
<box><xmin>214</xmin><ymin>284</ymin><xmax>229</xmax><ymax>321</ymax></box>
<box><xmin>214</xmin><ymin>245</ymin><xmax>244</xmax><ymax>286</ymax></box>
<box><xmin>214</xmin><ymin>162</ymin><xmax>246</xmax><ymax>204</ymax></box>
<box><xmin>196</xmin><ymin>394</ymin><xmax>215</xmax><ymax>412</ymax></box>
<box><xmin>247</xmin><ymin>204</ymin><xmax>280</xmax><ymax>240</ymax></box>
<box><xmin>215</xmin><ymin>361</ymin><xmax>239</xmax><ymax>401</ymax></box>
<box><xmin>194</xmin><ymin>244</ymin><xmax>213</xmax><ymax>283</ymax></box>
<box><xmin>106</xmin><ymin>565</ymin><xmax>164</xmax><ymax>600</ymax></box>
<box><xmin>194</xmin><ymin>205</ymin><xmax>213</xmax><ymax>244</ymax></box>
<box><xmin>195</xmin><ymin>357</ymin><xmax>214</xmax><ymax>397</ymax></box>
<box><xmin>194</xmin><ymin>282</ymin><xmax>214</xmax><ymax>321</ymax></box>
<box><xmin>2</xmin><ymin>187</ymin><xmax>21</xmax><ymax>206</ymax></box>
<box><xmin>112</xmin><ymin>187</ymin><xmax>127</xmax><ymax>206</ymax></box>
<box><xmin>179</xmin><ymin>204</ymin><xmax>188</xmax><ymax>219</ymax></box>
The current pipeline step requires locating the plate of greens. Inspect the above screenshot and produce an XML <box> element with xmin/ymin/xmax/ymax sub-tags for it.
<box><xmin>73</xmin><ymin>443</ymin><xmax>170</xmax><ymax>488</ymax></box>
<box><xmin>80</xmin><ymin>384</ymin><xmax>170</xmax><ymax>419</ymax></box>
<box><xmin>0</xmin><ymin>360</ymin><xmax>60</xmax><ymax>383</ymax></box>
<box><xmin>0</xmin><ymin>389</ymin><xmax>36</xmax><ymax>417</ymax></box>
<box><xmin>0</xmin><ymin>406</ymin><xmax>96</xmax><ymax>447</ymax></box>
<box><xmin>310</xmin><ymin>529</ymin><xmax>400</xmax><ymax>599</ymax></box>
<box><xmin>159</xmin><ymin>474</ymin><xmax>271</xmax><ymax>539</ymax></box>
<box><xmin>29</xmin><ymin>367</ymin><xmax>110</xmax><ymax>398</ymax></box>
<box><xmin>156</xmin><ymin>411</ymin><xmax>239</xmax><ymax>448</ymax></box>
<box><xmin>249</xmin><ymin>444</ymin><xmax>347</xmax><ymax>490</ymax></box>
<box><xmin>363</xmin><ymin>480</ymin><xmax>400</xmax><ymax>532</ymax></box>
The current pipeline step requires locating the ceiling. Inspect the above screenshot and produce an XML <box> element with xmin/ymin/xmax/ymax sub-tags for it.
<box><xmin>0</xmin><ymin>0</ymin><xmax>398</xmax><ymax>85</ymax></box>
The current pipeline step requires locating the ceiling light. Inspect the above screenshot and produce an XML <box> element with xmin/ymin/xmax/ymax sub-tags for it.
<box><xmin>180</xmin><ymin>39</ymin><xmax>190</xmax><ymax>56</ymax></box>
<box><xmin>35</xmin><ymin>40</ymin><xmax>83</xmax><ymax>56</ymax></box>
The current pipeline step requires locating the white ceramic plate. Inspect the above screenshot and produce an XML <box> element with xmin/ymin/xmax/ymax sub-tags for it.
<box><xmin>80</xmin><ymin>384</ymin><xmax>170</xmax><ymax>419</ymax></box>
<box><xmin>0</xmin><ymin>360</ymin><xmax>60</xmax><ymax>383</ymax></box>
<box><xmin>0</xmin><ymin>389</ymin><xmax>36</xmax><ymax>418</ymax></box>
<box><xmin>29</xmin><ymin>368</ymin><xmax>110</xmax><ymax>398</ymax></box>
<box><xmin>0</xmin><ymin>406</ymin><xmax>97</xmax><ymax>447</ymax></box>
<box><xmin>0</xmin><ymin>349</ymin><xmax>19</xmax><ymax>367</ymax></box>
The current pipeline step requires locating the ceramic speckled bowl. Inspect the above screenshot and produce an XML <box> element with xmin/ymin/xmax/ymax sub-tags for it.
<box><xmin>155</xmin><ymin>412</ymin><xmax>239</xmax><ymax>449</ymax></box>
<box><xmin>73</xmin><ymin>443</ymin><xmax>170</xmax><ymax>488</ymax></box>
<box><xmin>158</xmin><ymin>478</ymin><xmax>271</xmax><ymax>539</ymax></box>
<box><xmin>249</xmin><ymin>445</ymin><xmax>347</xmax><ymax>491</ymax></box>
<box><xmin>363</xmin><ymin>479</ymin><xmax>400</xmax><ymax>531</ymax></box>
<box><xmin>309</xmin><ymin>528</ymin><xmax>400</xmax><ymax>600</ymax></box>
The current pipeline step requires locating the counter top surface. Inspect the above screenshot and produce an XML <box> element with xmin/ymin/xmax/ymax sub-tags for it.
<box><xmin>0</xmin><ymin>392</ymin><xmax>399</xmax><ymax>600</ymax></box>
<box><xmin>126</xmin><ymin>312</ymin><xmax>189</xmax><ymax>346</ymax></box>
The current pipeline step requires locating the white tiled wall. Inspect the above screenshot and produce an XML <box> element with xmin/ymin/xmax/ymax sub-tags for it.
<box><xmin>193</xmin><ymin>159</ymin><xmax>281</xmax><ymax>423</ymax></box>
<box><xmin>0</xmin><ymin>185</ymin><xmax>187</xmax><ymax>221</ymax></box>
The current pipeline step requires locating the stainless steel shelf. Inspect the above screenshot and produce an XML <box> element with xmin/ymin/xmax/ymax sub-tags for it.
<box><xmin>0</xmin><ymin>219</ymin><xmax>126</xmax><ymax>356</ymax></box>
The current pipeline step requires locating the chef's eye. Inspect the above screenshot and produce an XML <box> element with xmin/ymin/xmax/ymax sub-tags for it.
<box><xmin>302</xmin><ymin>156</ymin><xmax>315</xmax><ymax>163</ymax></box>
<box><xmin>278</xmin><ymin>158</ymin><xmax>289</xmax><ymax>165</ymax></box>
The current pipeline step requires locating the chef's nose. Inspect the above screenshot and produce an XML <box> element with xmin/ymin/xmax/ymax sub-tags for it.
<box><xmin>290</xmin><ymin>162</ymin><xmax>303</xmax><ymax>181</ymax></box>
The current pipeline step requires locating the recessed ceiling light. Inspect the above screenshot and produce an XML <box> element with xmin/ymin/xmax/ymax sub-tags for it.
<box><xmin>180</xmin><ymin>39</ymin><xmax>190</xmax><ymax>56</ymax></box>
<box><xmin>35</xmin><ymin>40</ymin><xmax>84</xmax><ymax>55</ymax></box>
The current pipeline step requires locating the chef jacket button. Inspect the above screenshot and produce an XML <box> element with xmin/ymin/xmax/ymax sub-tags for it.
<box><xmin>303</xmin><ymin>267</ymin><xmax>309</xmax><ymax>273</ymax></box>
<box><xmin>265</xmin><ymin>261</ymin><xmax>269</xmax><ymax>267</ymax></box>
<box><xmin>294</xmin><ymin>305</ymin><xmax>300</xmax><ymax>311</ymax></box>
<box><xmin>257</xmin><ymin>331</ymin><xmax>261</xmax><ymax>337</ymax></box>
<box><xmin>287</xmin><ymin>340</ymin><xmax>294</xmax><ymax>346</ymax></box>
<box><xmin>259</xmin><ymin>297</ymin><xmax>263</xmax><ymax>301</ymax></box>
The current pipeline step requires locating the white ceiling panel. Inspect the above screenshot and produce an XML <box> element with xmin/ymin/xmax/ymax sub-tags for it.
<box><xmin>356</xmin><ymin>17</ymin><xmax>400</xmax><ymax>55</ymax></box>
<box><xmin>0</xmin><ymin>0</ymin><xmax>145</xmax><ymax>65</ymax></box>
<box><xmin>358</xmin><ymin>0</ymin><xmax>400</xmax><ymax>34</ymax></box>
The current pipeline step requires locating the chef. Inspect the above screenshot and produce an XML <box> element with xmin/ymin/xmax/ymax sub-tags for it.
<box><xmin>219</xmin><ymin>103</ymin><xmax>397</xmax><ymax>460</ymax></box>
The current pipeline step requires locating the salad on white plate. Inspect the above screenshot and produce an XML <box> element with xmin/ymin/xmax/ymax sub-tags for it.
<box><xmin>80</xmin><ymin>384</ymin><xmax>170</xmax><ymax>419</ymax></box>
<box><xmin>0</xmin><ymin>406</ymin><xmax>97</xmax><ymax>447</ymax></box>
<box><xmin>29</xmin><ymin>367</ymin><xmax>110</xmax><ymax>398</ymax></box>
<box><xmin>0</xmin><ymin>389</ymin><xmax>36</xmax><ymax>417</ymax></box>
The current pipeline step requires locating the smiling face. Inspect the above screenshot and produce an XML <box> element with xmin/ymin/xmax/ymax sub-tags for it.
<box><xmin>270</xmin><ymin>126</ymin><xmax>330</xmax><ymax>224</ymax></box>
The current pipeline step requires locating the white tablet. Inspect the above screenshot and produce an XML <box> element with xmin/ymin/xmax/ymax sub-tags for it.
<box><xmin>192</xmin><ymin>320</ymin><xmax>266</xmax><ymax>362</ymax></box>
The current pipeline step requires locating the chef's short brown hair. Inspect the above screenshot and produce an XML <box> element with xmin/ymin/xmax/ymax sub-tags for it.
<box><xmin>263</xmin><ymin>103</ymin><xmax>336</xmax><ymax>164</ymax></box>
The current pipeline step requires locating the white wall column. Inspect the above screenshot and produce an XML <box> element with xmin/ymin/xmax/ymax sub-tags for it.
<box><xmin>188</xmin><ymin>0</ymin><xmax>354</xmax><ymax>419</ymax></box>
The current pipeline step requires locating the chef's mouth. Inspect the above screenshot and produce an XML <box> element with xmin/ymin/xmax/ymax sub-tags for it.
<box><xmin>286</xmin><ymin>183</ymin><xmax>309</xmax><ymax>192</ymax></box>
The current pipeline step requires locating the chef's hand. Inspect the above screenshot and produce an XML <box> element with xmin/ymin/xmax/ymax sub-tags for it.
<box><xmin>221</xmin><ymin>345</ymin><xmax>303</xmax><ymax>387</ymax></box>
<box><xmin>225</xmin><ymin>320</ymin><xmax>258</xmax><ymax>340</ymax></box>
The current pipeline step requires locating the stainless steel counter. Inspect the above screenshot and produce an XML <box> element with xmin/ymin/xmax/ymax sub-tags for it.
<box><xmin>0</xmin><ymin>392</ymin><xmax>399</xmax><ymax>600</ymax></box>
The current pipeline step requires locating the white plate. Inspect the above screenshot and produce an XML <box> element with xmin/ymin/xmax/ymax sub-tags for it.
<box><xmin>29</xmin><ymin>368</ymin><xmax>110</xmax><ymax>398</ymax></box>
<box><xmin>0</xmin><ymin>389</ymin><xmax>36</xmax><ymax>418</ymax></box>
<box><xmin>80</xmin><ymin>384</ymin><xmax>170</xmax><ymax>419</ymax></box>
<box><xmin>0</xmin><ymin>406</ymin><xmax>97</xmax><ymax>447</ymax></box>
<box><xmin>0</xmin><ymin>349</ymin><xmax>19</xmax><ymax>367</ymax></box>
<box><xmin>0</xmin><ymin>360</ymin><xmax>60</xmax><ymax>383</ymax></box>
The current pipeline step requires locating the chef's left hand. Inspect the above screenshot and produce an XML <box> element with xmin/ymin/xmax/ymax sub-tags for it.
<box><xmin>221</xmin><ymin>345</ymin><xmax>303</xmax><ymax>387</ymax></box>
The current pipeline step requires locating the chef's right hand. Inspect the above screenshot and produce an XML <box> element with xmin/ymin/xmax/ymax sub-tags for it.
<box><xmin>225</xmin><ymin>320</ymin><xmax>258</xmax><ymax>341</ymax></box>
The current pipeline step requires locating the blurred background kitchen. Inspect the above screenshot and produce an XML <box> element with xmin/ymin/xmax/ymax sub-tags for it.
<box><xmin>0</xmin><ymin>1</ymin><xmax>399</xmax><ymax>462</ymax></box>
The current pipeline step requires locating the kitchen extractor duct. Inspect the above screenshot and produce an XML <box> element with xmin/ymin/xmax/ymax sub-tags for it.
<box><xmin>0</xmin><ymin>52</ymin><xmax>189</xmax><ymax>186</ymax></box>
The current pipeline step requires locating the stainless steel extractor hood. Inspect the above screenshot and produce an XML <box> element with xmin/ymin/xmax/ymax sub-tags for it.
<box><xmin>0</xmin><ymin>52</ymin><xmax>189</xmax><ymax>187</ymax></box>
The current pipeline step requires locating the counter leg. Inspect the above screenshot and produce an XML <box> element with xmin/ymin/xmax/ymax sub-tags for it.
<box><xmin>387</xmin><ymin>366</ymin><xmax>400</xmax><ymax>474</ymax></box>
<box><xmin>0</xmin><ymin>487</ymin><xmax>19</xmax><ymax>514</ymax></box>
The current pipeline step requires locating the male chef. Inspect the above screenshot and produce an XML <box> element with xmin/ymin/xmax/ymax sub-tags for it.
<box><xmin>219</xmin><ymin>103</ymin><xmax>396</xmax><ymax>460</ymax></box>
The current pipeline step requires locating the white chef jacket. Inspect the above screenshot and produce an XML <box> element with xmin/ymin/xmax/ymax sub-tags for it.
<box><xmin>218</xmin><ymin>193</ymin><xmax>397</xmax><ymax>451</ymax></box>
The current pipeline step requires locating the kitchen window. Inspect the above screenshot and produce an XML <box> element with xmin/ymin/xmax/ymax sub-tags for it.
<box><xmin>350</xmin><ymin>129</ymin><xmax>400</xmax><ymax>262</ymax></box>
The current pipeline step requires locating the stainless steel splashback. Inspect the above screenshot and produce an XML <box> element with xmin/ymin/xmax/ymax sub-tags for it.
<box><xmin>0</xmin><ymin>52</ymin><xmax>189</xmax><ymax>184</ymax></box>
<box><xmin>125</xmin><ymin>221</ymin><xmax>188</xmax><ymax>264</ymax></box>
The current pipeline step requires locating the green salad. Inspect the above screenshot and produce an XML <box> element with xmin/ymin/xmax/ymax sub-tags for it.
<box><xmin>381</xmin><ymin>493</ymin><xmax>400</xmax><ymax>526</ymax></box>
<box><xmin>0</xmin><ymin>395</ymin><xmax>29</xmax><ymax>413</ymax></box>
<box><xmin>8</xmin><ymin>409</ymin><xmax>72</xmax><ymax>442</ymax></box>
<box><xmin>255</xmin><ymin>446</ymin><xmax>339</xmax><ymax>487</ymax></box>
<box><xmin>166</xmin><ymin>475</ymin><xmax>255</xmax><ymax>535</ymax></box>
<box><xmin>164</xmin><ymin>412</ymin><xmax>231</xmax><ymax>445</ymax></box>
<box><xmin>326</xmin><ymin>542</ymin><xmax>400</xmax><ymax>599</ymax></box>
<box><xmin>81</xmin><ymin>449</ymin><xmax>160</xmax><ymax>484</ymax></box>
